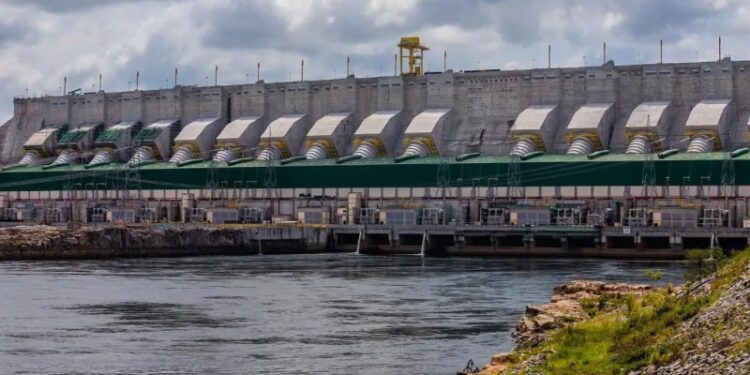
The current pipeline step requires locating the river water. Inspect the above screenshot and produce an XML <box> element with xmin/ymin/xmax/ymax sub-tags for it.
<box><xmin>0</xmin><ymin>254</ymin><xmax>685</xmax><ymax>374</ymax></box>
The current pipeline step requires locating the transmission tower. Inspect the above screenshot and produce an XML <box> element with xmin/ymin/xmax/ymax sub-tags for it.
<box><xmin>264</xmin><ymin>158</ymin><xmax>277</xmax><ymax>216</ymax></box>
<box><xmin>436</xmin><ymin>132</ymin><xmax>451</xmax><ymax>224</ymax></box>
<box><xmin>506</xmin><ymin>154</ymin><xmax>523</xmax><ymax>199</ymax></box>
<box><xmin>63</xmin><ymin>156</ymin><xmax>77</xmax><ymax>224</ymax></box>
<box><xmin>641</xmin><ymin>144</ymin><xmax>656</xmax><ymax>198</ymax></box>
<box><xmin>437</xmin><ymin>133</ymin><xmax>451</xmax><ymax>191</ymax></box>
<box><xmin>123</xmin><ymin>138</ymin><xmax>143</xmax><ymax>208</ymax></box>
<box><xmin>721</xmin><ymin>150</ymin><xmax>736</xmax><ymax>201</ymax></box>
<box><xmin>263</xmin><ymin>131</ymin><xmax>277</xmax><ymax>218</ymax></box>
<box><xmin>206</xmin><ymin>150</ymin><xmax>220</xmax><ymax>202</ymax></box>
<box><xmin>436</xmin><ymin>153</ymin><xmax>451</xmax><ymax>194</ymax></box>
<box><xmin>111</xmin><ymin>160</ymin><xmax>127</xmax><ymax>202</ymax></box>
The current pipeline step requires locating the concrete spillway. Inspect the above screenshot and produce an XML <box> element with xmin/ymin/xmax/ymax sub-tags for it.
<box><xmin>303</xmin><ymin>113</ymin><xmax>353</xmax><ymax>160</ymax></box>
<box><xmin>349</xmin><ymin>110</ymin><xmax>403</xmax><ymax>159</ymax></box>
<box><xmin>257</xmin><ymin>115</ymin><xmax>308</xmax><ymax>160</ymax></box>
<box><xmin>400</xmin><ymin>108</ymin><xmax>452</xmax><ymax>158</ymax></box>
<box><xmin>564</xmin><ymin>103</ymin><xmax>614</xmax><ymax>155</ymax></box>
<box><xmin>16</xmin><ymin>128</ymin><xmax>60</xmax><ymax>166</ymax></box>
<box><xmin>213</xmin><ymin>116</ymin><xmax>264</xmax><ymax>163</ymax></box>
<box><xmin>88</xmin><ymin>121</ymin><xmax>140</xmax><ymax>166</ymax></box>
<box><xmin>624</xmin><ymin>102</ymin><xmax>671</xmax><ymax>154</ymax></box>
<box><xmin>169</xmin><ymin>118</ymin><xmax>222</xmax><ymax>163</ymax></box>
<box><xmin>48</xmin><ymin>124</ymin><xmax>102</xmax><ymax>166</ymax></box>
<box><xmin>128</xmin><ymin>119</ymin><xmax>179</xmax><ymax>166</ymax></box>
<box><xmin>509</xmin><ymin>105</ymin><xmax>558</xmax><ymax>157</ymax></box>
<box><xmin>684</xmin><ymin>99</ymin><xmax>731</xmax><ymax>153</ymax></box>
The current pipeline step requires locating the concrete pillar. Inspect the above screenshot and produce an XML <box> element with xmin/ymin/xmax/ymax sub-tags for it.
<box><xmin>47</xmin><ymin>96</ymin><xmax>71</xmax><ymax>126</ymax></box>
<box><xmin>585</xmin><ymin>68</ymin><xmax>618</xmax><ymax>104</ymax></box>
<box><xmin>173</xmin><ymin>87</ymin><xmax>197</xmax><ymax>125</ymax></box>
<box><xmin>670</xmin><ymin>235</ymin><xmax>683</xmax><ymax>250</ymax></box>
<box><xmin>180</xmin><ymin>193</ymin><xmax>194</xmax><ymax>223</ymax></box>
<box><xmin>121</xmin><ymin>91</ymin><xmax>144</xmax><ymax>123</ymax></box>
<box><xmin>329</xmin><ymin>77</ymin><xmax>357</xmax><ymax>113</ymax></box>
<box><xmin>642</xmin><ymin>65</ymin><xmax>674</xmax><ymax>102</ymax></box>
<box><xmin>198</xmin><ymin>86</ymin><xmax>225</xmax><ymax>121</ymax></box>
<box><xmin>403</xmin><ymin>75</ymin><xmax>427</xmax><ymax>120</ymax></box>
<box><xmin>701</xmin><ymin>60</ymin><xmax>733</xmax><ymax>100</ymax></box>
<box><xmin>530</xmin><ymin>68</ymin><xmax>562</xmax><ymax>105</ymax></box>
<box><xmin>426</xmin><ymin>71</ymin><xmax>455</xmax><ymax>108</ymax></box>
<box><xmin>376</xmin><ymin>76</ymin><xmax>404</xmax><ymax>111</ymax></box>
<box><xmin>231</xmin><ymin>82</ymin><xmax>266</xmax><ymax>119</ymax></box>
<box><xmin>82</xmin><ymin>92</ymin><xmax>107</xmax><ymax>124</ymax></box>
<box><xmin>523</xmin><ymin>234</ymin><xmax>534</xmax><ymax>249</ymax></box>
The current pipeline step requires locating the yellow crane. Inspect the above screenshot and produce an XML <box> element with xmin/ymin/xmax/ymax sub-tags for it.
<box><xmin>398</xmin><ymin>36</ymin><xmax>429</xmax><ymax>75</ymax></box>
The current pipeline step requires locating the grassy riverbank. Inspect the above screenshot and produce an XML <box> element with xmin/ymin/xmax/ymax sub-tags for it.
<box><xmin>479</xmin><ymin>248</ymin><xmax>750</xmax><ymax>374</ymax></box>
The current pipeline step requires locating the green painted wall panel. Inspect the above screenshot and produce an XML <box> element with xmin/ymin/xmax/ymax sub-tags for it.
<box><xmin>0</xmin><ymin>154</ymin><xmax>742</xmax><ymax>191</ymax></box>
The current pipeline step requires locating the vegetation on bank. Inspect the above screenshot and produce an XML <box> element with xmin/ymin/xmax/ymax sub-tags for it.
<box><xmin>500</xmin><ymin>248</ymin><xmax>750</xmax><ymax>375</ymax></box>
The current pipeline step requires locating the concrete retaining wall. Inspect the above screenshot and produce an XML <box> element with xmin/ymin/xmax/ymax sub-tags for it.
<box><xmin>0</xmin><ymin>225</ymin><xmax>332</xmax><ymax>260</ymax></box>
<box><xmin>4</xmin><ymin>59</ymin><xmax>750</xmax><ymax>164</ymax></box>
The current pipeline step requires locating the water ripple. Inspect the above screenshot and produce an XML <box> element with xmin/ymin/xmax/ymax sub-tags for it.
<box><xmin>0</xmin><ymin>254</ymin><xmax>685</xmax><ymax>374</ymax></box>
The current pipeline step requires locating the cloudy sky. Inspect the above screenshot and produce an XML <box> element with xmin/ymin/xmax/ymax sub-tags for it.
<box><xmin>0</xmin><ymin>0</ymin><xmax>746</xmax><ymax>122</ymax></box>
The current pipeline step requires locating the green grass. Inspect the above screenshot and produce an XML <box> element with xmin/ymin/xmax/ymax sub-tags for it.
<box><xmin>728</xmin><ymin>337</ymin><xmax>750</xmax><ymax>358</ymax></box>
<box><xmin>579</xmin><ymin>294</ymin><xmax>625</xmax><ymax>318</ymax></box>
<box><xmin>709</xmin><ymin>248</ymin><xmax>750</xmax><ymax>292</ymax></box>
<box><xmin>542</xmin><ymin>315</ymin><xmax>624</xmax><ymax>374</ymax></box>
<box><xmin>612</xmin><ymin>292</ymin><xmax>708</xmax><ymax>368</ymax></box>
<box><xmin>518</xmin><ymin>248</ymin><xmax>750</xmax><ymax>375</ymax></box>
<box><xmin>539</xmin><ymin>291</ymin><xmax>704</xmax><ymax>374</ymax></box>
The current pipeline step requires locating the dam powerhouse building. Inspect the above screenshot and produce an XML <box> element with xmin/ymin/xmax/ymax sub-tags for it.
<box><xmin>2</xmin><ymin>42</ymin><xmax>750</xmax><ymax>255</ymax></box>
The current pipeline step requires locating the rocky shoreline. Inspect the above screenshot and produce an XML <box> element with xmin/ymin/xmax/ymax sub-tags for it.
<box><xmin>630</xmin><ymin>268</ymin><xmax>750</xmax><ymax>374</ymax></box>
<box><xmin>0</xmin><ymin>225</ymin><xmax>330</xmax><ymax>260</ymax></box>
<box><xmin>514</xmin><ymin>280</ymin><xmax>654</xmax><ymax>347</ymax></box>
<box><xmin>471</xmin><ymin>280</ymin><xmax>655</xmax><ymax>375</ymax></box>
<box><xmin>464</xmin><ymin>251</ymin><xmax>750</xmax><ymax>375</ymax></box>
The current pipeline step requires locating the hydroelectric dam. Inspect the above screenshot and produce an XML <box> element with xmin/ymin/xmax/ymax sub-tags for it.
<box><xmin>2</xmin><ymin>50</ymin><xmax>750</xmax><ymax>257</ymax></box>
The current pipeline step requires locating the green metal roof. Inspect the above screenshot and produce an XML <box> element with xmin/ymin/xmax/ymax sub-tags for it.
<box><xmin>0</xmin><ymin>152</ymin><xmax>745</xmax><ymax>191</ymax></box>
<box><xmin>95</xmin><ymin>128</ymin><xmax>124</xmax><ymax>143</ymax></box>
<box><xmin>57</xmin><ymin>130</ymin><xmax>88</xmax><ymax>145</ymax></box>
<box><xmin>134</xmin><ymin>127</ymin><xmax>163</xmax><ymax>142</ymax></box>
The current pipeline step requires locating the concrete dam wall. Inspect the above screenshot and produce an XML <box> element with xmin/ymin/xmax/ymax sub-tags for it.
<box><xmin>2</xmin><ymin>58</ymin><xmax>750</xmax><ymax>166</ymax></box>
<box><xmin>4</xmin><ymin>59</ymin><xmax>750</xmax><ymax>256</ymax></box>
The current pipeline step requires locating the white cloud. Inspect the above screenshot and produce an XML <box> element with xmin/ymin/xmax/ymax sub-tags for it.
<box><xmin>365</xmin><ymin>0</ymin><xmax>418</xmax><ymax>27</ymax></box>
<box><xmin>426</xmin><ymin>25</ymin><xmax>475</xmax><ymax>45</ymax></box>
<box><xmin>271</xmin><ymin>0</ymin><xmax>316</xmax><ymax>31</ymax></box>
<box><xmin>0</xmin><ymin>0</ymin><xmax>744</xmax><ymax>123</ymax></box>
<box><xmin>602</xmin><ymin>12</ymin><xmax>624</xmax><ymax>30</ymax></box>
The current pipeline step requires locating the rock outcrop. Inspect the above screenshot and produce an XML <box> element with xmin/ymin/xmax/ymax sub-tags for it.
<box><xmin>471</xmin><ymin>280</ymin><xmax>654</xmax><ymax>375</ymax></box>
<box><xmin>513</xmin><ymin>280</ymin><xmax>653</xmax><ymax>346</ymax></box>
<box><xmin>467</xmin><ymin>258</ymin><xmax>750</xmax><ymax>375</ymax></box>
<box><xmin>0</xmin><ymin>224</ymin><xmax>329</xmax><ymax>260</ymax></box>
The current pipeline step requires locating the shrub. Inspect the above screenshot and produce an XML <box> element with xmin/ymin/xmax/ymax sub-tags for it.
<box><xmin>684</xmin><ymin>247</ymin><xmax>725</xmax><ymax>282</ymax></box>
<box><xmin>645</xmin><ymin>270</ymin><xmax>663</xmax><ymax>281</ymax></box>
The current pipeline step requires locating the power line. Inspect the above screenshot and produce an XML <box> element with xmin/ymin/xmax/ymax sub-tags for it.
<box><xmin>721</xmin><ymin>150</ymin><xmax>736</xmax><ymax>200</ymax></box>
<box><xmin>506</xmin><ymin>154</ymin><xmax>523</xmax><ymax>199</ymax></box>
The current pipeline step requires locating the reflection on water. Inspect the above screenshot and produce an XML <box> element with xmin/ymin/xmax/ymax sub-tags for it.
<box><xmin>0</xmin><ymin>254</ymin><xmax>685</xmax><ymax>374</ymax></box>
